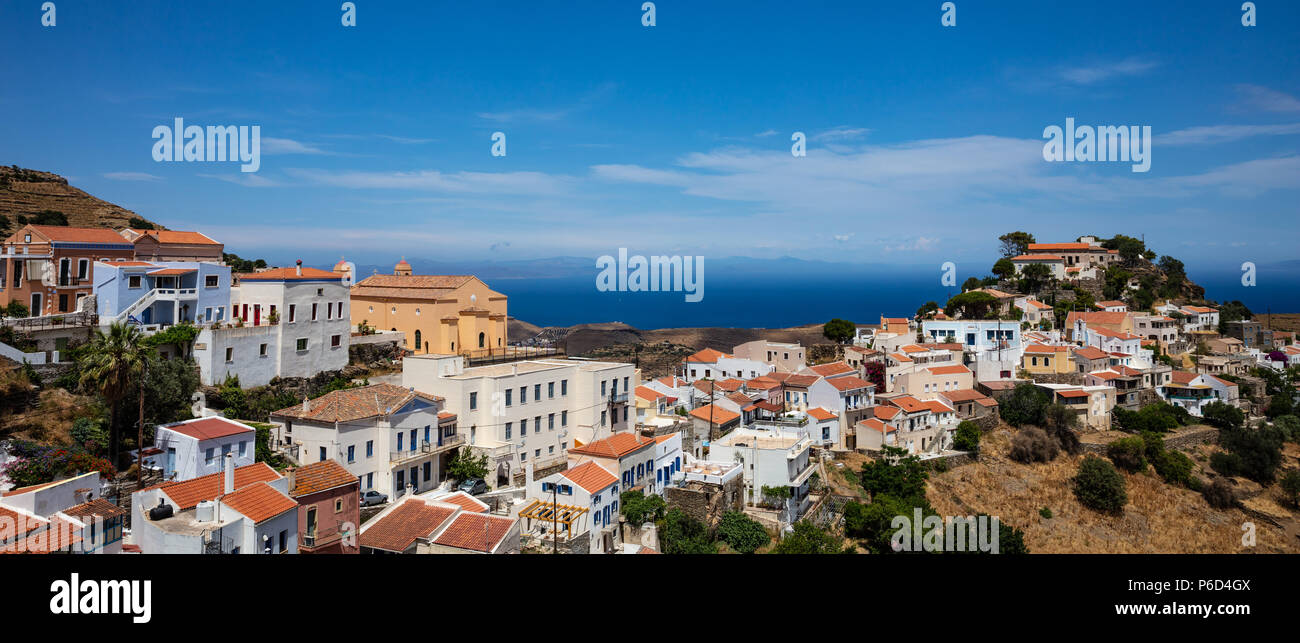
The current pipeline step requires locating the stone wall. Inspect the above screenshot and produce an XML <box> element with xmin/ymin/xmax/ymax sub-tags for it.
<box><xmin>808</xmin><ymin>343</ymin><xmax>843</xmax><ymax>364</ymax></box>
<box><xmin>1028</xmin><ymin>372</ymin><xmax>1086</xmax><ymax>386</ymax></box>
<box><xmin>665</xmin><ymin>476</ymin><xmax>744</xmax><ymax>528</ymax></box>
<box><xmin>1080</xmin><ymin>425</ymin><xmax>1219</xmax><ymax>455</ymax></box>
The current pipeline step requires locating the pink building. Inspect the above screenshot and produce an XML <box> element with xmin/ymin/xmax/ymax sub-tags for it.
<box><xmin>288</xmin><ymin>459</ymin><xmax>361</xmax><ymax>554</ymax></box>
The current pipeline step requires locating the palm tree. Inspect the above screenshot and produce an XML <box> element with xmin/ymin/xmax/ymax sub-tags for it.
<box><xmin>78</xmin><ymin>323</ymin><xmax>148</xmax><ymax>468</ymax></box>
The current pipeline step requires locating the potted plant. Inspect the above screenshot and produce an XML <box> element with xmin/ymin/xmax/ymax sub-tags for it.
<box><xmin>267</xmin><ymin>310</ymin><xmax>280</xmax><ymax>326</ymax></box>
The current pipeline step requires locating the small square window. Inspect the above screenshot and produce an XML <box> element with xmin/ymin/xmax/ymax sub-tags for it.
<box><xmin>296</xmin><ymin>338</ymin><xmax>308</xmax><ymax>351</ymax></box>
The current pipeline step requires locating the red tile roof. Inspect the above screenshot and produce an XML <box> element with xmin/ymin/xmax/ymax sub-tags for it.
<box><xmin>360</xmin><ymin>499</ymin><xmax>457</xmax><ymax>552</ymax></box>
<box><xmin>1025</xmin><ymin>343</ymin><xmax>1070</xmax><ymax>353</ymax></box>
<box><xmin>130</xmin><ymin>229</ymin><xmax>221</xmax><ymax>245</ymax></box>
<box><xmin>685</xmin><ymin>348</ymin><xmax>729</xmax><ymax>363</ymax></box>
<box><xmin>433</xmin><ymin>491</ymin><xmax>489</xmax><ymax>513</ymax></box>
<box><xmin>1066</xmin><ymin>311</ymin><xmax>1129</xmax><ymax>327</ymax></box>
<box><xmin>810</xmin><ymin>361</ymin><xmax>854</xmax><ymax>377</ymax></box>
<box><xmin>828</xmin><ymin>376</ymin><xmax>873</xmax><ymax>391</ymax></box>
<box><xmin>927</xmin><ymin>365</ymin><xmax>971</xmax><ymax>376</ymax></box>
<box><xmin>568</xmin><ymin>432</ymin><xmax>654</xmax><ymax>459</ymax></box>
<box><xmin>63</xmin><ymin>498</ymin><xmax>128</xmax><ymax>522</ymax></box>
<box><xmin>1011</xmin><ymin>254</ymin><xmax>1064</xmax><ymax>262</ymax></box>
<box><xmin>1028</xmin><ymin>242</ymin><xmax>1091</xmax><ymax>251</ymax></box>
<box><xmin>150</xmin><ymin>462</ymin><xmax>281</xmax><ymax>510</ymax></box>
<box><xmin>1073</xmin><ymin>347</ymin><xmax>1109</xmax><ymax>360</ymax></box>
<box><xmin>238</xmin><ymin>267</ymin><xmax>344</xmax><ymax>281</ymax></box>
<box><xmin>26</xmin><ymin>225</ymin><xmax>131</xmax><ymax>245</ymax></box>
<box><xmin>221</xmin><ymin>481</ymin><xmax>298</xmax><ymax>524</ymax></box>
<box><xmin>271</xmin><ymin>383</ymin><xmax>443</xmax><ymax>423</ymax></box>
<box><xmin>635</xmin><ymin>385</ymin><xmax>665</xmax><ymax>402</ymax></box>
<box><xmin>289</xmin><ymin>459</ymin><xmax>358</xmax><ymax>497</ymax></box>
<box><xmin>688</xmin><ymin>404</ymin><xmax>740</xmax><ymax>425</ymax></box>
<box><xmin>0</xmin><ymin>506</ymin><xmax>47</xmax><ymax>538</ymax></box>
<box><xmin>162</xmin><ymin>417</ymin><xmax>254</xmax><ymax>441</ymax></box>
<box><xmin>858</xmin><ymin>418</ymin><xmax>895</xmax><ymax>434</ymax></box>
<box><xmin>939</xmin><ymin>389</ymin><xmax>989</xmax><ymax>403</ymax></box>
<box><xmin>1056</xmin><ymin>389</ymin><xmax>1091</xmax><ymax>398</ymax></box>
<box><xmin>432</xmin><ymin>512</ymin><xmax>514</xmax><ymax>552</ymax></box>
<box><xmin>807</xmin><ymin>407</ymin><xmax>837</xmax><ymax>421</ymax></box>
<box><xmin>890</xmin><ymin>396</ymin><xmax>929</xmax><ymax>413</ymax></box>
<box><xmin>874</xmin><ymin>406</ymin><xmax>901</xmax><ymax>420</ymax></box>
<box><xmin>560</xmin><ymin>461</ymin><xmax>619</xmax><ymax>493</ymax></box>
<box><xmin>782</xmin><ymin>374</ymin><xmax>821</xmax><ymax>388</ymax></box>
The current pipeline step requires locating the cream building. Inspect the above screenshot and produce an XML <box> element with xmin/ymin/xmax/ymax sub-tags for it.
<box><xmin>345</xmin><ymin>259</ymin><xmax>508</xmax><ymax>357</ymax></box>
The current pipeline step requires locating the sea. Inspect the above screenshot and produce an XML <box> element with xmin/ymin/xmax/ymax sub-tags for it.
<box><xmin>492</xmin><ymin>262</ymin><xmax>1300</xmax><ymax>330</ymax></box>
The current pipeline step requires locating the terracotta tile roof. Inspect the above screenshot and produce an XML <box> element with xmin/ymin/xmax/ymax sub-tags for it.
<box><xmin>63</xmin><ymin>498</ymin><xmax>127</xmax><ymax>522</ymax></box>
<box><xmin>1089</xmin><ymin>370</ymin><xmax>1121</xmax><ymax>381</ymax></box>
<box><xmin>810</xmin><ymin>361</ymin><xmax>854</xmax><ymax>377</ymax></box>
<box><xmin>271</xmin><ymin>383</ymin><xmax>443</xmax><ymax>423</ymax></box>
<box><xmin>900</xmin><ymin>344</ymin><xmax>928</xmax><ymax>354</ymax></box>
<box><xmin>96</xmin><ymin>260</ymin><xmax>156</xmax><ymax>267</ymax></box>
<box><xmin>145</xmin><ymin>268</ymin><xmax>194</xmax><ymax>276</ymax></box>
<box><xmin>130</xmin><ymin>229</ymin><xmax>222</xmax><ymax>245</ymax></box>
<box><xmin>688</xmin><ymin>404</ymin><xmax>740</xmax><ymax>425</ymax></box>
<box><xmin>655</xmin><ymin>376</ymin><xmax>685</xmax><ymax>387</ymax></box>
<box><xmin>162</xmin><ymin>417</ymin><xmax>254</xmax><ymax>441</ymax></box>
<box><xmin>874</xmin><ymin>406</ymin><xmax>901</xmax><ymax>420</ymax></box>
<box><xmin>152</xmin><ymin>462</ymin><xmax>281</xmax><ymax>510</ymax></box>
<box><xmin>1073</xmin><ymin>347</ymin><xmax>1109</xmax><ymax>361</ymax></box>
<box><xmin>1205</xmin><ymin>374</ymin><xmax>1237</xmax><ymax>388</ymax></box>
<box><xmin>437</xmin><ymin>411</ymin><xmax>457</xmax><ymax>420</ymax></box>
<box><xmin>360</xmin><ymin>499</ymin><xmax>457</xmax><ymax>552</ymax></box>
<box><xmin>221</xmin><ymin>481</ymin><xmax>298</xmax><ymax>524</ymax></box>
<box><xmin>975</xmin><ymin>288</ymin><xmax>1016</xmax><ymax>299</ymax></box>
<box><xmin>858</xmin><ymin>418</ymin><xmax>895</xmax><ymax>434</ymax></box>
<box><xmin>0</xmin><ymin>505</ymin><xmax>47</xmax><ymax>538</ymax></box>
<box><xmin>940</xmin><ymin>389</ymin><xmax>988</xmax><ymax>403</ymax></box>
<box><xmin>568</xmin><ymin>432</ymin><xmax>654</xmax><ymax>459</ymax></box>
<box><xmin>1090</xmin><ymin>327</ymin><xmax>1141</xmax><ymax>340</ymax></box>
<box><xmin>0</xmin><ymin>517</ymin><xmax>83</xmax><ymax>554</ymax></box>
<box><xmin>890</xmin><ymin>396</ymin><xmax>929</xmax><ymax>413</ymax></box>
<box><xmin>433</xmin><ymin>491</ymin><xmax>489</xmax><ymax>513</ymax></box>
<box><xmin>1171</xmin><ymin>371</ymin><xmax>1198</xmax><ymax>385</ymax></box>
<box><xmin>355</xmin><ymin>274</ymin><xmax>475</xmax><ymax>290</ymax></box>
<box><xmin>685</xmin><ymin>348</ymin><xmax>730</xmax><ymax>363</ymax></box>
<box><xmin>714</xmin><ymin>378</ymin><xmax>745</xmax><ymax>392</ymax></box>
<box><xmin>1028</xmin><ymin>242</ymin><xmax>1091</xmax><ymax>251</ymax></box>
<box><xmin>828</xmin><ymin>376</ymin><xmax>873</xmax><ymax>391</ymax></box>
<box><xmin>26</xmin><ymin>225</ymin><xmax>132</xmax><ymax>245</ymax></box>
<box><xmin>1097</xmin><ymin>300</ymin><xmax>1126</xmax><ymax>308</ymax></box>
<box><xmin>635</xmin><ymin>385</ymin><xmax>665</xmax><ymax>402</ymax></box>
<box><xmin>1115</xmin><ymin>365</ymin><xmax>1143</xmax><ymax>376</ymax></box>
<box><xmin>923</xmin><ymin>400</ymin><xmax>954</xmax><ymax>413</ymax></box>
<box><xmin>807</xmin><ymin>407</ymin><xmax>837</xmax><ymax>421</ymax></box>
<box><xmin>782</xmin><ymin>374</ymin><xmax>821</xmax><ymax>388</ymax></box>
<box><xmin>238</xmin><ymin>267</ymin><xmax>344</xmax><ymax>281</ymax></box>
<box><xmin>889</xmin><ymin>353</ymin><xmax>913</xmax><ymax>363</ymax></box>
<box><xmin>1022</xmin><ymin>298</ymin><xmax>1053</xmax><ymax>309</ymax></box>
<box><xmin>745</xmin><ymin>376</ymin><xmax>780</xmax><ymax>390</ymax></box>
<box><xmin>975</xmin><ymin>397</ymin><xmax>999</xmax><ymax>407</ymax></box>
<box><xmin>1182</xmin><ymin>305</ymin><xmax>1215</xmax><ymax>313</ymax></box>
<box><xmin>927</xmin><ymin>365</ymin><xmax>971</xmax><ymax>376</ymax></box>
<box><xmin>638</xmin><ymin>546</ymin><xmax>660</xmax><ymax>554</ymax></box>
<box><xmin>1066</xmin><ymin>311</ymin><xmax>1129</xmax><ymax>327</ymax></box>
<box><xmin>559</xmin><ymin>461</ymin><xmax>619</xmax><ymax>493</ymax></box>
<box><xmin>1011</xmin><ymin>254</ymin><xmax>1064</xmax><ymax>262</ymax></box>
<box><xmin>432</xmin><ymin>512</ymin><xmax>514</xmax><ymax>552</ymax></box>
<box><xmin>1055</xmin><ymin>389</ymin><xmax>1091</xmax><ymax>399</ymax></box>
<box><xmin>654</xmin><ymin>433</ymin><xmax>679</xmax><ymax>444</ymax></box>
<box><xmin>289</xmin><ymin>460</ymin><xmax>358</xmax><ymax>497</ymax></box>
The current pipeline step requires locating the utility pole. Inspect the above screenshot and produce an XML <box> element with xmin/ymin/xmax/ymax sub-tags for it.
<box><xmin>552</xmin><ymin>482</ymin><xmax>558</xmax><ymax>555</ymax></box>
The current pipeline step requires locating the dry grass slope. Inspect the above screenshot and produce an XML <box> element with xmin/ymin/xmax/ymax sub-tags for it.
<box><xmin>927</xmin><ymin>428</ymin><xmax>1297</xmax><ymax>553</ymax></box>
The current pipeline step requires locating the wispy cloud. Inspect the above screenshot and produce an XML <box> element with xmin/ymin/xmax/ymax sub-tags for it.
<box><xmin>287</xmin><ymin>168</ymin><xmax>573</xmax><ymax>196</ymax></box>
<box><xmin>262</xmin><ymin>137</ymin><xmax>330</xmax><ymax>155</ymax></box>
<box><xmin>198</xmin><ymin>173</ymin><xmax>284</xmax><ymax>188</ymax></box>
<box><xmin>1234</xmin><ymin>84</ymin><xmax>1300</xmax><ymax>113</ymax></box>
<box><xmin>1057</xmin><ymin>57</ymin><xmax>1159</xmax><ymax>85</ymax></box>
<box><xmin>813</xmin><ymin>126</ymin><xmax>870</xmax><ymax>142</ymax></box>
<box><xmin>1159</xmin><ymin>123</ymin><xmax>1300</xmax><ymax>146</ymax></box>
<box><xmin>103</xmin><ymin>172</ymin><xmax>162</xmax><ymax>182</ymax></box>
<box><xmin>476</xmin><ymin>82</ymin><xmax>616</xmax><ymax>123</ymax></box>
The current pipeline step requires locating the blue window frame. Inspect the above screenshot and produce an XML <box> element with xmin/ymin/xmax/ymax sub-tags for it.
<box><xmin>410</xmin><ymin>429</ymin><xmax>417</xmax><ymax>451</ymax></box>
<box><xmin>397</xmin><ymin>433</ymin><xmax>403</xmax><ymax>451</ymax></box>
<box><xmin>424</xmin><ymin>426</ymin><xmax>430</xmax><ymax>444</ymax></box>
<box><xmin>366</xmin><ymin>440</ymin><xmax>374</xmax><ymax>457</ymax></box>
<box><xmin>469</xmin><ymin>392</ymin><xmax>477</xmax><ymax>410</ymax></box>
<box><xmin>347</xmin><ymin>445</ymin><xmax>355</xmax><ymax>463</ymax></box>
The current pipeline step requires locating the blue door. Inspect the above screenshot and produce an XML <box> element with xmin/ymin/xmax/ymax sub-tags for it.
<box><xmin>602</xmin><ymin>506</ymin><xmax>611</xmax><ymax>526</ymax></box>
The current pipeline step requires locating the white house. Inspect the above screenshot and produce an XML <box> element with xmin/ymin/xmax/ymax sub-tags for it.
<box><xmin>521</xmin><ymin>460</ymin><xmax>621</xmax><ymax>553</ymax></box>
<box><xmin>131</xmin><ymin>456</ymin><xmax>299</xmax><ymax>555</ymax></box>
<box><xmin>0</xmin><ymin>472</ymin><xmax>125</xmax><ymax>555</ymax></box>
<box><xmin>192</xmin><ymin>264</ymin><xmax>352</xmax><ymax>388</ymax></box>
<box><xmin>268</xmin><ymin>382</ymin><xmax>461</xmax><ymax>500</ymax></box>
<box><xmin>650</xmin><ymin>432</ymin><xmax>684</xmax><ymax>495</ymax></box>
<box><xmin>140</xmin><ymin>416</ymin><xmax>257</xmax><ymax>482</ymax></box>
<box><xmin>402</xmin><ymin>354</ymin><xmax>637</xmax><ymax>489</ymax></box>
<box><xmin>708</xmin><ymin>427</ymin><xmax>816</xmax><ymax>525</ymax></box>
<box><xmin>680</xmin><ymin>348</ymin><xmax>774</xmax><ymax>382</ymax></box>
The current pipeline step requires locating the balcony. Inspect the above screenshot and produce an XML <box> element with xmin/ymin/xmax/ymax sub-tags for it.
<box><xmin>154</xmin><ymin>287</ymin><xmax>198</xmax><ymax>300</ymax></box>
<box><xmin>300</xmin><ymin>523</ymin><xmax>346</xmax><ymax>549</ymax></box>
<box><xmin>609</xmin><ymin>392</ymin><xmax>629</xmax><ymax>403</ymax></box>
<box><xmin>389</xmin><ymin>434</ymin><xmax>464</xmax><ymax>462</ymax></box>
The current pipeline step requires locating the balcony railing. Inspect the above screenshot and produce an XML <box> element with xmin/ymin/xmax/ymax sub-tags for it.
<box><xmin>609</xmin><ymin>392</ymin><xmax>629</xmax><ymax>403</ymax></box>
<box><xmin>389</xmin><ymin>434</ymin><xmax>464</xmax><ymax>462</ymax></box>
<box><xmin>301</xmin><ymin>523</ymin><xmax>344</xmax><ymax>549</ymax></box>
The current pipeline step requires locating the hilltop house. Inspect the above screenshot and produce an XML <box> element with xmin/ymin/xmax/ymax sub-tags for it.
<box><xmin>1</xmin><ymin>225</ymin><xmax>136</xmax><ymax>315</ymax></box>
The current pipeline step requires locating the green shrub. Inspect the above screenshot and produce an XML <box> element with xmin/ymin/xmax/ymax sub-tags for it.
<box><xmin>1106</xmin><ymin>436</ymin><xmax>1147</xmax><ymax>473</ymax></box>
<box><xmin>1280</xmin><ymin>470</ymin><xmax>1300</xmax><ymax>508</ymax></box>
<box><xmin>1039</xmin><ymin>507</ymin><xmax>1053</xmax><ymax>519</ymax></box>
<box><xmin>952</xmin><ymin>421</ymin><xmax>980</xmax><ymax>453</ymax></box>
<box><xmin>1152</xmin><ymin>449</ymin><xmax>1195</xmax><ymax>487</ymax></box>
<box><xmin>716</xmin><ymin>511</ymin><xmax>770</xmax><ymax>554</ymax></box>
<box><xmin>1073</xmin><ymin>455</ymin><xmax>1127</xmax><ymax>514</ymax></box>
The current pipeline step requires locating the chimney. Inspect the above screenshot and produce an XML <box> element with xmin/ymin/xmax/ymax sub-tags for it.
<box><xmin>223</xmin><ymin>453</ymin><xmax>235</xmax><ymax>494</ymax></box>
<box><xmin>286</xmin><ymin>467</ymin><xmax>297</xmax><ymax>495</ymax></box>
<box><xmin>295</xmin><ymin>259</ymin><xmax>303</xmax><ymax>277</ymax></box>
<box><xmin>302</xmin><ymin>396</ymin><xmax>310</xmax><ymax>412</ymax></box>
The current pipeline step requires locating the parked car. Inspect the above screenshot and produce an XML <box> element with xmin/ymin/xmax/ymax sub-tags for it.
<box><xmin>457</xmin><ymin>478</ymin><xmax>488</xmax><ymax>496</ymax></box>
<box><xmin>360</xmin><ymin>490</ymin><xmax>388</xmax><ymax>507</ymax></box>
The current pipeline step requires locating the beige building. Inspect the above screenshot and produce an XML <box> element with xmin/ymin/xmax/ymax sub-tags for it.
<box><xmin>346</xmin><ymin>259</ymin><xmax>508</xmax><ymax>357</ymax></box>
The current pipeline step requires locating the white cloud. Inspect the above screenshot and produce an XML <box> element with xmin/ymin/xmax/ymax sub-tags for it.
<box><xmin>103</xmin><ymin>172</ymin><xmax>161</xmax><ymax>182</ymax></box>
<box><xmin>262</xmin><ymin>137</ymin><xmax>330</xmax><ymax>155</ymax></box>
<box><xmin>287</xmin><ymin>168</ymin><xmax>574</xmax><ymax>196</ymax></box>
<box><xmin>813</xmin><ymin>127</ymin><xmax>870</xmax><ymax>142</ymax></box>
<box><xmin>1235</xmin><ymin>84</ymin><xmax>1300</xmax><ymax>113</ymax></box>
<box><xmin>1058</xmin><ymin>57</ymin><xmax>1159</xmax><ymax>85</ymax></box>
<box><xmin>1159</xmin><ymin>123</ymin><xmax>1300</xmax><ymax>146</ymax></box>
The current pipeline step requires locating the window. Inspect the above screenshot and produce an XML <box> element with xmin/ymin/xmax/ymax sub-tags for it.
<box><xmin>327</xmin><ymin>302</ymin><xmax>334</xmax><ymax>319</ymax></box>
<box><xmin>423</xmin><ymin>461</ymin><xmax>431</xmax><ymax>481</ymax></box>
<box><xmin>478</xmin><ymin>332</ymin><xmax>485</xmax><ymax>348</ymax></box>
<box><xmin>548</xmin><ymin>445</ymin><xmax>554</xmax><ymax>454</ymax></box>
<box><xmin>346</xmin><ymin>445</ymin><xmax>355</xmax><ymax>463</ymax></box>
<box><xmin>238</xmin><ymin>441</ymin><xmax>247</xmax><ymax>457</ymax></box>
<box><xmin>335</xmin><ymin>499</ymin><xmax>344</xmax><ymax>513</ymax></box>
<box><xmin>535</xmin><ymin>416</ymin><xmax>541</xmax><ymax>433</ymax></box>
<box><xmin>561</xmin><ymin>380</ymin><xmax>568</xmax><ymax>396</ymax></box>
<box><xmin>424</xmin><ymin>426</ymin><xmax>430</xmax><ymax>445</ymax></box>
<box><xmin>409</xmin><ymin>429</ymin><xmax>417</xmax><ymax>451</ymax></box>
<box><xmin>520</xmin><ymin>452</ymin><xmax>527</xmax><ymax>462</ymax></box>
<box><xmin>520</xmin><ymin>419</ymin><xmax>527</xmax><ymax>435</ymax></box>
<box><xmin>366</xmin><ymin>472</ymin><xmax>373</xmax><ymax>488</ymax></box>
<box><xmin>288</xmin><ymin>304</ymin><xmax>296</xmax><ymax>322</ymax></box>
<box><xmin>205</xmin><ymin>447</ymin><xmax>215</xmax><ymax>465</ymax></box>
<box><xmin>205</xmin><ymin>274</ymin><xmax>218</xmax><ymax>288</ymax></box>
<box><xmin>338</xmin><ymin>301</ymin><xmax>344</xmax><ymax>318</ymax></box>
<box><xmin>224</xmin><ymin>347</ymin><xmax>233</xmax><ymax>362</ymax></box>
<box><xmin>561</xmin><ymin>411</ymin><xmax>568</xmax><ymax>427</ymax></box>
<box><xmin>548</xmin><ymin>413</ymin><xmax>555</xmax><ymax>430</ymax></box>
<box><xmin>534</xmin><ymin>449</ymin><xmax>541</xmax><ymax>458</ymax></box>
<box><xmin>397</xmin><ymin>433</ymin><xmax>404</xmax><ymax>451</ymax></box>
<box><xmin>278</xmin><ymin>530</ymin><xmax>287</xmax><ymax>553</ymax></box>
<box><xmin>331</xmin><ymin>334</ymin><xmax>341</xmax><ymax>347</ymax></box>
<box><xmin>534</xmin><ymin>384</ymin><xmax>541</xmax><ymax>400</ymax></box>
<box><xmin>296</xmin><ymin>338</ymin><xmax>308</xmax><ymax>351</ymax></box>
<box><xmin>259</xmin><ymin>343</ymin><xmax>268</xmax><ymax>356</ymax></box>
<box><xmin>601</xmin><ymin>381</ymin><xmax>607</xmax><ymax>397</ymax></box>
<box><xmin>319</xmin><ymin>446</ymin><xmax>327</xmax><ymax>462</ymax></box>
<box><xmin>77</xmin><ymin>259</ymin><xmax>89</xmax><ymax>280</ymax></box>
<box><xmin>601</xmin><ymin>410</ymin><xmax>607</xmax><ymax>426</ymax></box>
<box><xmin>469</xmin><ymin>392</ymin><xmax>477</xmax><ymax>410</ymax></box>
<box><xmin>520</xmin><ymin>386</ymin><xmax>527</xmax><ymax>404</ymax></box>
<box><xmin>505</xmin><ymin>389</ymin><xmax>512</xmax><ymax>406</ymax></box>
<box><xmin>311</xmin><ymin>303</ymin><xmax>318</xmax><ymax>321</ymax></box>
<box><xmin>128</xmin><ymin>275</ymin><xmax>141</xmax><ymax>289</ymax></box>
<box><xmin>623</xmin><ymin>376</ymin><xmax>629</xmax><ymax>391</ymax></box>
<box><xmin>505</xmin><ymin>422</ymin><xmax>512</xmax><ymax>439</ymax></box>
<box><xmin>548</xmin><ymin>382</ymin><xmax>555</xmax><ymax>398</ymax></box>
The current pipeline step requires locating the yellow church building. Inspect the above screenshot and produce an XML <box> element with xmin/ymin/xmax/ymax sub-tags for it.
<box><xmin>343</xmin><ymin>258</ymin><xmax>509</xmax><ymax>357</ymax></box>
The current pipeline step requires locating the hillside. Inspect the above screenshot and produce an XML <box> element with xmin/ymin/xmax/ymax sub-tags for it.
<box><xmin>0</xmin><ymin>166</ymin><xmax>161</xmax><ymax>238</ymax></box>
<box><xmin>925</xmin><ymin>428</ymin><xmax>1300</xmax><ymax>553</ymax></box>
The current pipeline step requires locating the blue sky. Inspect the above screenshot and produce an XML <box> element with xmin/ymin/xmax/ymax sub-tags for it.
<box><xmin>2</xmin><ymin>0</ymin><xmax>1298</xmax><ymax>275</ymax></box>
